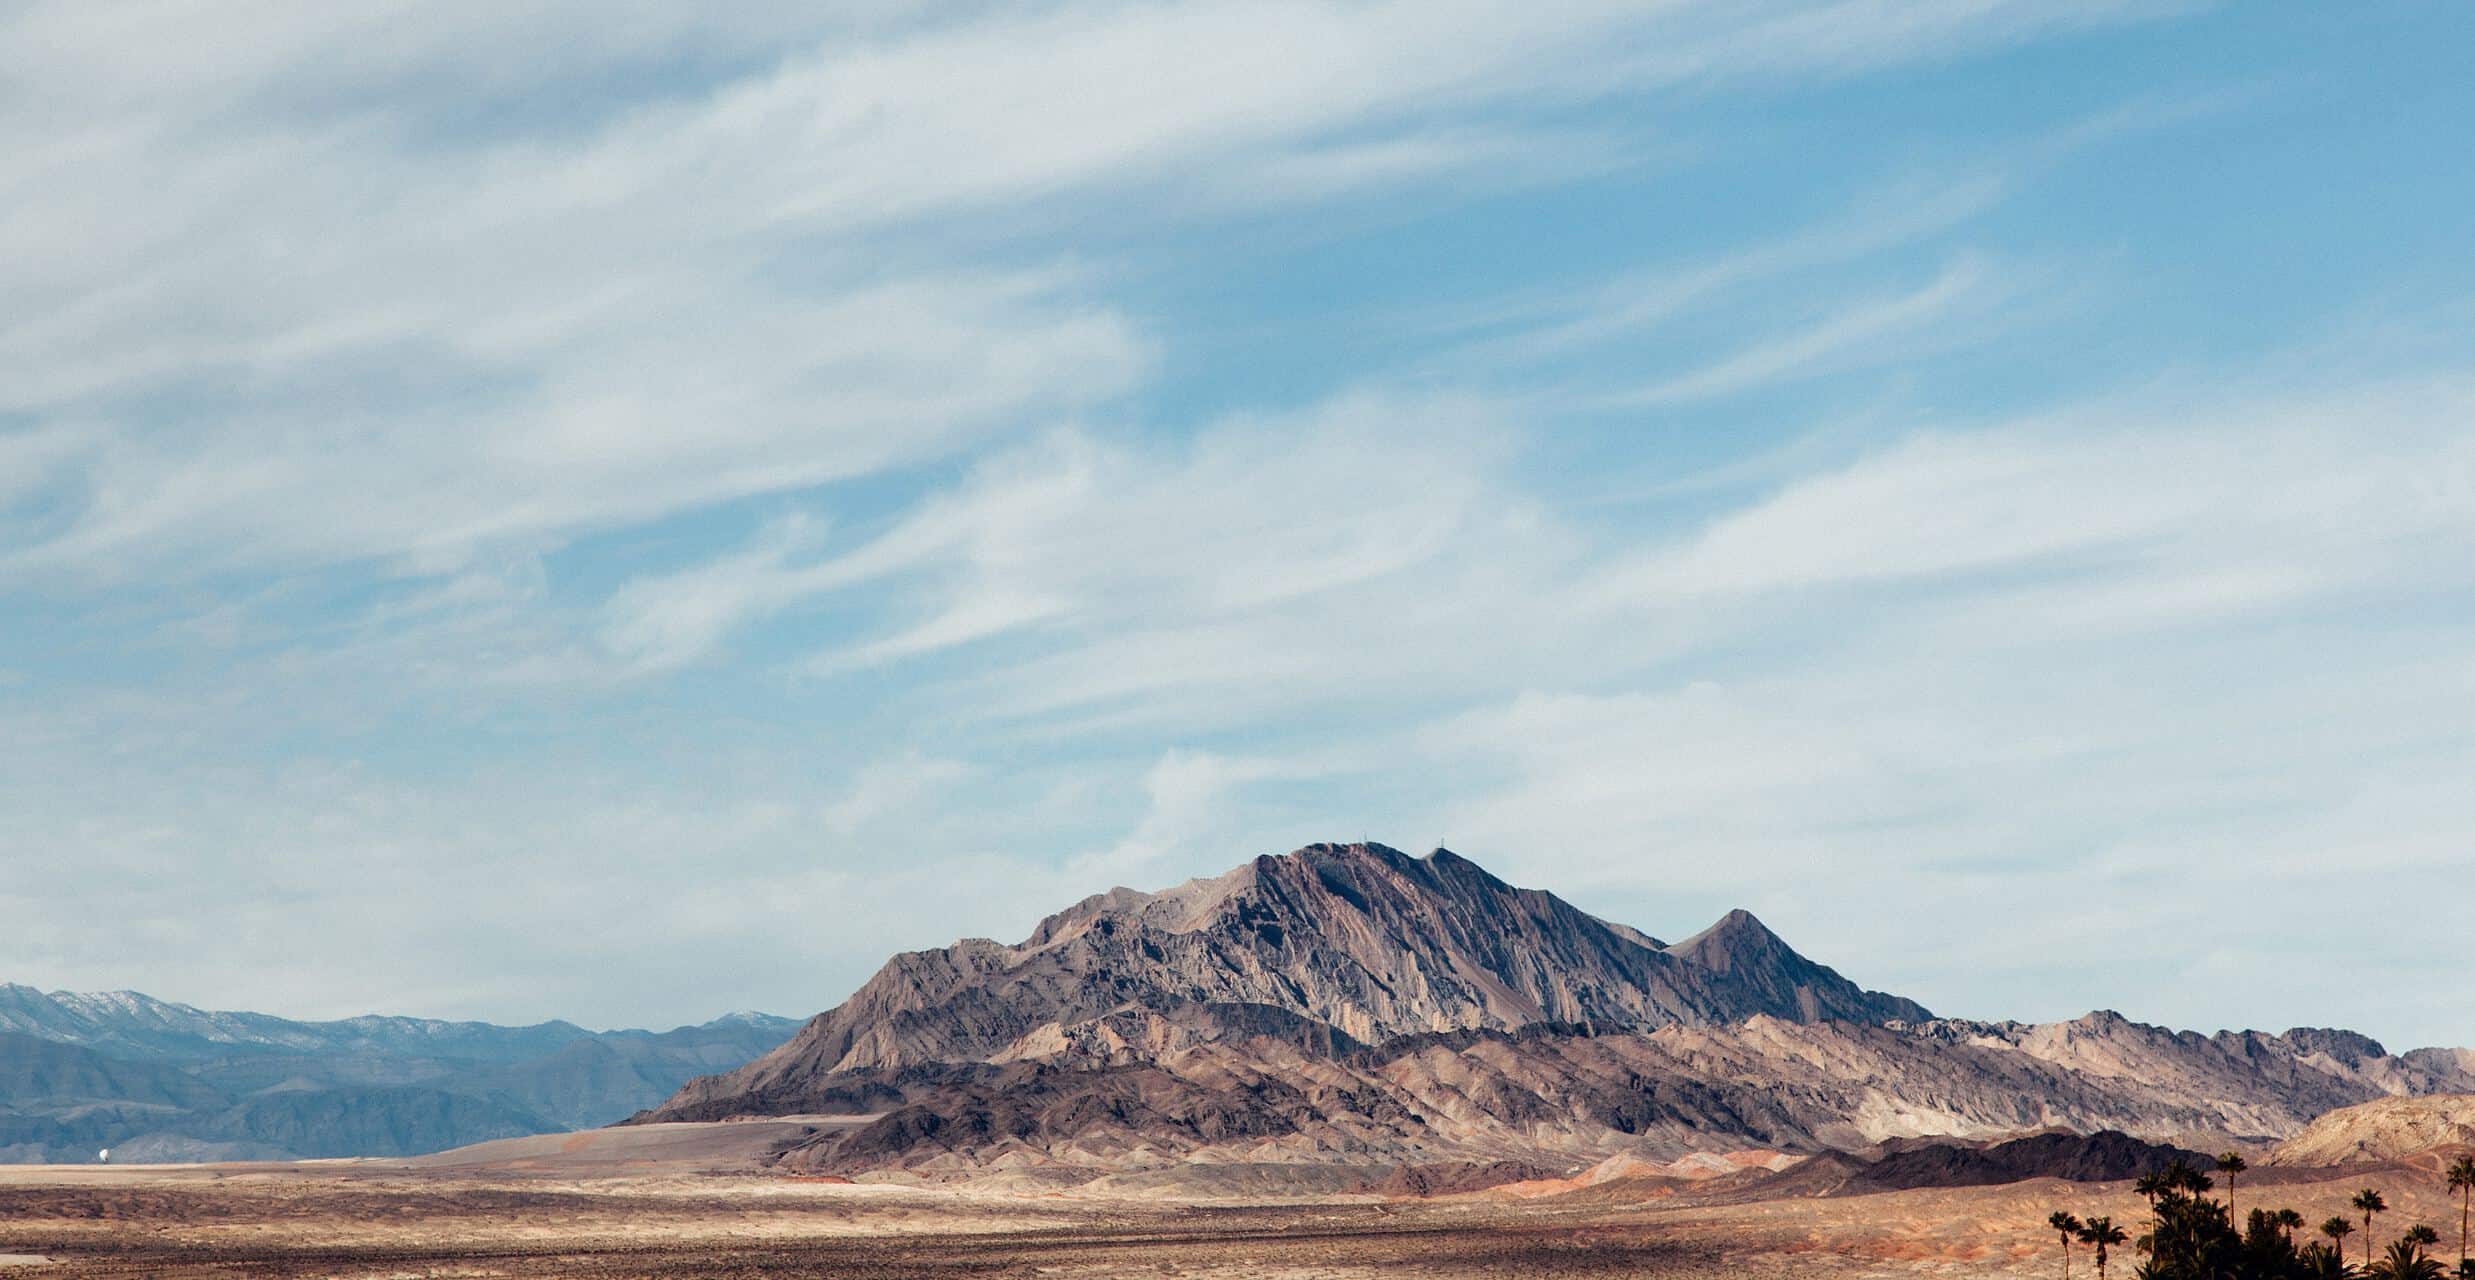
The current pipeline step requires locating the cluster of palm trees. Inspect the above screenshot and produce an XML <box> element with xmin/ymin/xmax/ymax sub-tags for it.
<box><xmin>2050</xmin><ymin>1208</ymin><xmax>2127</xmax><ymax>1279</ymax></box>
<box><xmin>2043</xmin><ymin>1152</ymin><xmax>2475</xmax><ymax>1280</ymax></box>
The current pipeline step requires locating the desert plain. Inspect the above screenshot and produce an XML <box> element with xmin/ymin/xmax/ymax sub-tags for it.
<box><xmin>1</xmin><ymin>1121</ymin><xmax>2463</xmax><ymax>1279</ymax></box>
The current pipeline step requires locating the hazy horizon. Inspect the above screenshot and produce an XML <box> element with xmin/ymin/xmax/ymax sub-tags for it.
<box><xmin>5</xmin><ymin>3</ymin><xmax>2473</xmax><ymax>1051</ymax></box>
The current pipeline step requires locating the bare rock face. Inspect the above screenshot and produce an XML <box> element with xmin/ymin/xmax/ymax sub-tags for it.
<box><xmin>1924</xmin><ymin>1012</ymin><xmax>2475</xmax><ymax>1142</ymax></box>
<box><xmin>644</xmin><ymin>843</ymin><xmax>1926</xmax><ymax>1122</ymax></box>
<box><xmin>635</xmin><ymin>841</ymin><xmax>2475</xmax><ymax>1183</ymax></box>
<box><xmin>1666</xmin><ymin>908</ymin><xmax>1920</xmax><ymax>1025</ymax></box>
<box><xmin>2268</xmin><ymin>1094</ymin><xmax>2475</xmax><ymax>1166</ymax></box>
<box><xmin>753</xmin><ymin>1016</ymin><xmax>2475</xmax><ymax>1180</ymax></box>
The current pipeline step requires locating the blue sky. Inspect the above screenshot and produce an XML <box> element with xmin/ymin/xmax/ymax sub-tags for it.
<box><xmin>4</xmin><ymin>2</ymin><xmax>2474</xmax><ymax>1047</ymax></box>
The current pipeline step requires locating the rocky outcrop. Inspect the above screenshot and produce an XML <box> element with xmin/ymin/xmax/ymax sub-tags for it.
<box><xmin>761</xmin><ymin>1015</ymin><xmax>2475</xmax><ymax>1178</ymax></box>
<box><xmin>2268</xmin><ymin>1094</ymin><xmax>2475</xmax><ymax>1167</ymax></box>
<box><xmin>636</xmin><ymin>842</ymin><xmax>2475</xmax><ymax>1182</ymax></box>
<box><xmin>1667</xmin><ymin>909</ymin><xmax>1923</xmax><ymax>1024</ymax></box>
<box><xmin>646</xmin><ymin>843</ymin><xmax>1925</xmax><ymax>1122</ymax></box>
<box><xmin>1895</xmin><ymin>1012</ymin><xmax>2475</xmax><ymax>1142</ymax></box>
<box><xmin>1840</xmin><ymin>1130</ymin><xmax>2210</xmax><ymax>1192</ymax></box>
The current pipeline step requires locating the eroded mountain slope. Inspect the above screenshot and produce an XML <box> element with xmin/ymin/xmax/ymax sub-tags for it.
<box><xmin>650</xmin><ymin>843</ymin><xmax>1924</xmax><ymax>1122</ymax></box>
<box><xmin>640</xmin><ymin>843</ymin><xmax>2475</xmax><ymax>1180</ymax></box>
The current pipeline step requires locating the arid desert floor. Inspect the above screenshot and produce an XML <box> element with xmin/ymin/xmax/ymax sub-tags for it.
<box><xmin>0</xmin><ymin>1125</ymin><xmax>2459</xmax><ymax>1278</ymax></box>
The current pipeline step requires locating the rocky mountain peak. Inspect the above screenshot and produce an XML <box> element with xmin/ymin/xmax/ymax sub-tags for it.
<box><xmin>1669</xmin><ymin>908</ymin><xmax>1785</xmax><ymax>970</ymax></box>
<box><xmin>1670</xmin><ymin>907</ymin><xmax>1929</xmax><ymax>1025</ymax></box>
<box><xmin>641</xmin><ymin>841</ymin><xmax>1934</xmax><ymax>1123</ymax></box>
<box><xmin>2277</xmin><ymin>1026</ymin><xmax>2388</xmax><ymax>1065</ymax></box>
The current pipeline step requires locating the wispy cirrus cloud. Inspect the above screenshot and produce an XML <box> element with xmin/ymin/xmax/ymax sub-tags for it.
<box><xmin>0</xmin><ymin>0</ymin><xmax>2182</xmax><ymax>583</ymax></box>
<box><xmin>1604</xmin><ymin>379</ymin><xmax>2475</xmax><ymax>607</ymax></box>
<box><xmin>600</xmin><ymin>393</ymin><xmax>1526</xmax><ymax>676</ymax></box>
<box><xmin>579</xmin><ymin>361</ymin><xmax>2475</xmax><ymax>1042</ymax></box>
<box><xmin>1437</xmin><ymin>176</ymin><xmax>2013</xmax><ymax>368</ymax></box>
<box><xmin>1605</xmin><ymin>254</ymin><xmax>2020</xmax><ymax>405</ymax></box>
<box><xmin>29</xmin><ymin>0</ymin><xmax>2475</xmax><ymax>1057</ymax></box>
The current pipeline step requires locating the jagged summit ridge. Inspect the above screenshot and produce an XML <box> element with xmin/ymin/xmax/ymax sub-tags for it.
<box><xmin>644</xmin><ymin>841</ymin><xmax>1928</xmax><ymax>1122</ymax></box>
<box><xmin>1667</xmin><ymin>908</ymin><xmax>1907</xmax><ymax>1024</ymax></box>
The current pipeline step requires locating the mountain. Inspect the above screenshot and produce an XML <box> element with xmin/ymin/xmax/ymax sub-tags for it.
<box><xmin>471</xmin><ymin>1019</ymin><xmax>812</xmax><ymax>1131</ymax></box>
<box><xmin>0</xmin><ymin>984</ymin><xmax>591</xmax><ymax>1063</ymax></box>
<box><xmin>2267</xmin><ymin>1094</ymin><xmax>2475</xmax><ymax>1167</ymax></box>
<box><xmin>1734</xmin><ymin>1130</ymin><xmax>2210</xmax><ymax>1199</ymax></box>
<box><xmin>0</xmin><ymin>1031</ymin><xmax>232</xmax><ymax>1163</ymax></box>
<box><xmin>1668</xmin><ymin>909</ymin><xmax>1921</xmax><ymax>1024</ymax></box>
<box><xmin>650</xmin><ymin>843</ymin><xmax>1924</xmax><ymax>1122</ymax></box>
<box><xmin>189</xmin><ymin>1085</ymin><xmax>553</xmax><ymax>1161</ymax></box>
<box><xmin>638</xmin><ymin>842</ymin><xmax>2475</xmax><ymax>1185</ymax></box>
<box><xmin>0</xmin><ymin>1031</ymin><xmax>227</xmax><ymax>1112</ymax></box>
<box><xmin>1835</xmin><ymin>1130</ymin><xmax>2212</xmax><ymax>1193</ymax></box>
<box><xmin>742</xmin><ymin>1014</ymin><xmax>2475</xmax><ymax>1179</ymax></box>
<box><xmin>16</xmin><ymin>840</ymin><xmax>2466</xmax><ymax>1177</ymax></box>
<box><xmin>0</xmin><ymin>994</ymin><xmax>798</xmax><ymax>1163</ymax></box>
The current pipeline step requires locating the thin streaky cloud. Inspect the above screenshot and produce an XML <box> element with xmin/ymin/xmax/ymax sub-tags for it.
<box><xmin>10</xmin><ymin>1</ymin><xmax>2475</xmax><ymax>1055</ymax></box>
<box><xmin>1599</xmin><ymin>254</ymin><xmax>2014</xmax><ymax>407</ymax></box>
<box><xmin>1445</xmin><ymin>175</ymin><xmax>2012</xmax><ymax>366</ymax></box>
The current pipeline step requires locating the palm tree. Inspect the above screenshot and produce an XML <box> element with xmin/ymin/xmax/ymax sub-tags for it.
<box><xmin>2447</xmin><ymin>1155</ymin><xmax>2475</xmax><ymax>1269</ymax></box>
<box><xmin>2049</xmin><ymin>1210</ymin><xmax>2083</xmax><ymax>1280</ymax></box>
<box><xmin>2168</xmin><ymin>1161</ymin><xmax>2215</xmax><ymax>1195</ymax></box>
<box><xmin>2079</xmin><ymin>1215</ymin><xmax>2128</xmax><ymax>1280</ymax></box>
<box><xmin>2279</xmin><ymin>1208</ymin><xmax>2309</xmax><ymax>1244</ymax></box>
<box><xmin>2331</xmin><ymin>1215</ymin><xmax>2361</xmax><ymax>1261</ymax></box>
<box><xmin>2220</xmin><ymin>1152</ymin><xmax>2249</xmax><ymax>1227</ymax></box>
<box><xmin>2299</xmin><ymin>1240</ymin><xmax>2355</xmax><ymax>1279</ymax></box>
<box><xmin>2359</xmin><ymin>1190</ymin><xmax>2393</xmax><ymax>1268</ymax></box>
<box><xmin>2136</xmin><ymin>1170</ymin><xmax>2169</xmax><ymax>1214</ymax></box>
<box><xmin>2370</xmin><ymin>1234</ymin><xmax>2447</xmax><ymax>1280</ymax></box>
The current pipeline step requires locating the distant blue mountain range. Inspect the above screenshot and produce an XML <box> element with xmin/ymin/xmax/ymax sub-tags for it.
<box><xmin>0</xmin><ymin>984</ymin><xmax>797</xmax><ymax>1163</ymax></box>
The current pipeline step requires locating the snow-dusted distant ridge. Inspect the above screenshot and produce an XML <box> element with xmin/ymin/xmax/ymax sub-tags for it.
<box><xmin>0</xmin><ymin>983</ymin><xmax>592</xmax><ymax>1062</ymax></box>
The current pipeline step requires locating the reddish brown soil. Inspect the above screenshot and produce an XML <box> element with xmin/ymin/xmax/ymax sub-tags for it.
<box><xmin>0</xmin><ymin>1153</ymin><xmax>2462</xmax><ymax>1279</ymax></box>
